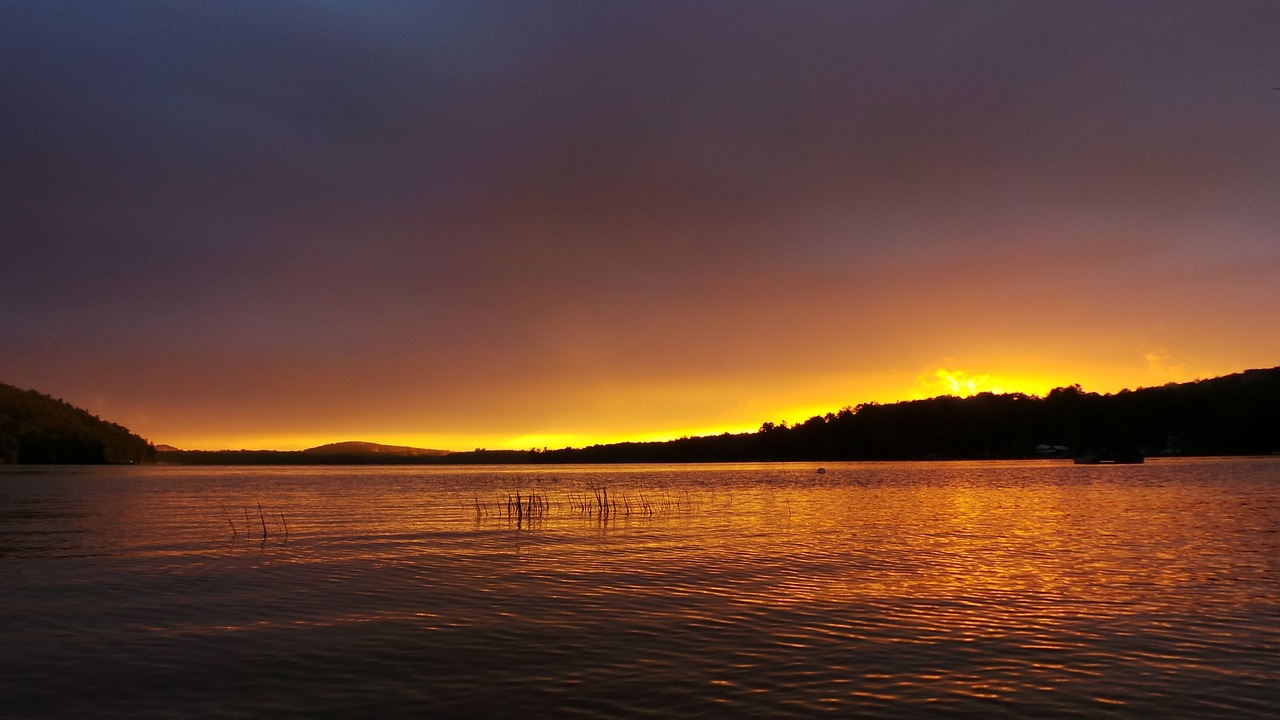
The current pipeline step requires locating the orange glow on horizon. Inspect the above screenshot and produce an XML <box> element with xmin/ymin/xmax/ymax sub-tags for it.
<box><xmin>154</xmin><ymin>356</ymin><xmax>1223</xmax><ymax>453</ymax></box>
<box><xmin>909</xmin><ymin>367</ymin><xmax>1064</xmax><ymax>400</ymax></box>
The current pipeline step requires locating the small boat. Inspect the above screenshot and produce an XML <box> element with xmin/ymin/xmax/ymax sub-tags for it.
<box><xmin>816</xmin><ymin>467</ymin><xmax>827</xmax><ymax>474</ymax></box>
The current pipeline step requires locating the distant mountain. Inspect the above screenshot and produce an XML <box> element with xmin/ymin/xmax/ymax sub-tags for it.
<box><xmin>157</xmin><ymin>440</ymin><xmax>454</xmax><ymax>465</ymax></box>
<box><xmin>0</xmin><ymin>383</ymin><xmax>155</xmax><ymax>464</ymax></box>
<box><xmin>303</xmin><ymin>441</ymin><xmax>450</xmax><ymax>457</ymax></box>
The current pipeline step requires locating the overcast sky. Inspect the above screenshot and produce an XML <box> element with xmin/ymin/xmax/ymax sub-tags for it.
<box><xmin>3</xmin><ymin>1</ymin><xmax>1278</xmax><ymax>450</ymax></box>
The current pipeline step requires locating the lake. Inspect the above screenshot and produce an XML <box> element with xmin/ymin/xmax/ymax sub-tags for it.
<box><xmin>2</xmin><ymin>458</ymin><xmax>1277</xmax><ymax>719</ymax></box>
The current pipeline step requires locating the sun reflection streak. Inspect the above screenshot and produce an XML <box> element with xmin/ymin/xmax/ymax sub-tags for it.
<box><xmin>16</xmin><ymin>461</ymin><xmax>1275</xmax><ymax>717</ymax></box>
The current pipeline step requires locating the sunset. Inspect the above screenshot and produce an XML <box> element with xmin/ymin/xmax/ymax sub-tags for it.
<box><xmin>3</xmin><ymin>3</ymin><xmax>1279</xmax><ymax>718</ymax></box>
<box><xmin>3</xmin><ymin>2</ymin><xmax>1277</xmax><ymax>452</ymax></box>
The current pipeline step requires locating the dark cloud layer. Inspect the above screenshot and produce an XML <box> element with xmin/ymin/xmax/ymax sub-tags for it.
<box><xmin>3</xmin><ymin>1</ymin><xmax>1278</xmax><ymax>447</ymax></box>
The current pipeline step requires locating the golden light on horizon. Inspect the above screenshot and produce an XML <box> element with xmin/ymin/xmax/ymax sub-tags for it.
<box><xmin>910</xmin><ymin>367</ymin><xmax>1062</xmax><ymax>400</ymax></box>
<box><xmin>149</xmin><ymin>354</ymin><xmax>1226</xmax><ymax>453</ymax></box>
<box><xmin>917</xmin><ymin>368</ymin><xmax>1002</xmax><ymax>397</ymax></box>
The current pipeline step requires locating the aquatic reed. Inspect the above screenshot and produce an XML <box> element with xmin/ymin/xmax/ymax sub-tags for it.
<box><xmin>220</xmin><ymin>502</ymin><xmax>289</xmax><ymax>543</ymax></box>
<box><xmin>469</xmin><ymin>482</ymin><xmax>699</xmax><ymax>526</ymax></box>
<box><xmin>221</xmin><ymin>503</ymin><xmax>237</xmax><ymax>537</ymax></box>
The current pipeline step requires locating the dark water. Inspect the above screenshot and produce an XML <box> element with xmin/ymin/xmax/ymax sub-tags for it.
<box><xmin>2</xmin><ymin>459</ymin><xmax>1277</xmax><ymax>719</ymax></box>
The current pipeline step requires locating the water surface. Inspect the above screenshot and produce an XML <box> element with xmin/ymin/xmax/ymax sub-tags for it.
<box><xmin>2</xmin><ymin>459</ymin><xmax>1277</xmax><ymax>718</ymax></box>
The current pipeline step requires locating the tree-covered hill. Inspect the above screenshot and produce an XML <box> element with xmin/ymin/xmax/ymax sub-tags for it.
<box><xmin>526</xmin><ymin>366</ymin><xmax>1280</xmax><ymax>463</ymax></box>
<box><xmin>303</xmin><ymin>441</ymin><xmax>451</xmax><ymax>457</ymax></box>
<box><xmin>0</xmin><ymin>383</ymin><xmax>155</xmax><ymax>464</ymax></box>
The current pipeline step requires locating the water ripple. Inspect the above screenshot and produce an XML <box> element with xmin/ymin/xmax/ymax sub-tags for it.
<box><xmin>2</xmin><ymin>459</ymin><xmax>1278</xmax><ymax>718</ymax></box>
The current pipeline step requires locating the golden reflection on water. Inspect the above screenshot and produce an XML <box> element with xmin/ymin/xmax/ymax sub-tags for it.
<box><xmin>3</xmin><ymin>459</ymin><xmax>1278</xmax><ymax>718</ymax></box>
<box><xmin>48</xmin><ymin>460</ymin><xmax>1279</xmax><ymax>617</ymax></box>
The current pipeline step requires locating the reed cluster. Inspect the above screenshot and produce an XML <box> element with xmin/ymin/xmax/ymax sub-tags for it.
<box><xmin>221</xmin><ymin>502</ymin><xmax>289</xmax><ymax>542</ymax></box>
<box><xmin>469</xmin><ymin>485</ymin><xmax>698</xmax><ymax>525</ymax></box>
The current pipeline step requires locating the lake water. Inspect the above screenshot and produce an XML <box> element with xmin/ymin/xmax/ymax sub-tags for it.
<box><xmin>2</xmin><ymin>458</ymin><xmax>1277</xmax><ymax>719</ymax></box>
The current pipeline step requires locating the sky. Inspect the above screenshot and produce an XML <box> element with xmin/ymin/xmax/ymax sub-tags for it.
<box><xmin>2</xmin><ymin>1</ymin><xmax>1278</xmax><ymax>451</ymax></box>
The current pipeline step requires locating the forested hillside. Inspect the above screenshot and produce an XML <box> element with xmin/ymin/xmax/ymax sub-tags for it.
<box><xmin>0</xmin><ymin>383</ymin><xmax>155</xmax><ymax>464</ymax></box>
<box><xmin>526</xmin><ymin>366</ymin><xmax>1280</xmax><ymax>463</ymax></box>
